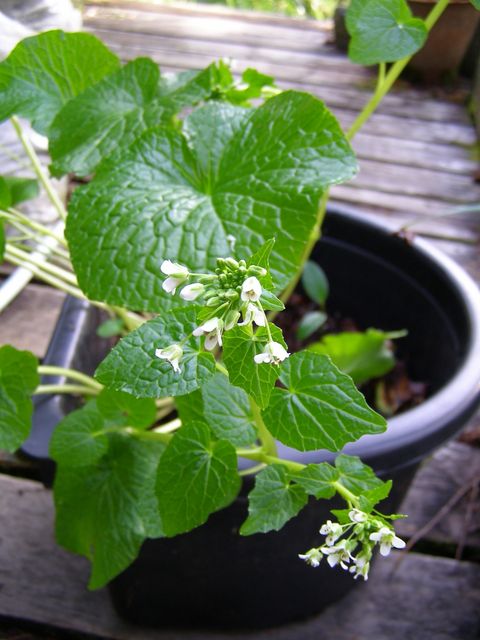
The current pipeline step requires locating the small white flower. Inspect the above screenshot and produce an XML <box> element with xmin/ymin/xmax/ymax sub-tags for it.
<box><xmin>155</xmin><ymin>344</ymin><xmax>183</xmax><ymax>374</ymax></box>
<box><xmin>369</xmin><ymin>526</ymin><xmax>406</xmax><ymax>556</ymax></box>
<box><xmin>254</xmin><ymin>341</ymin><xmax>290</xmax><ymax>365</ymax></box>
<box><xmin>226</xmin><ymin>234</ymin><xmax>236</xmax><ymax>251</ymax></box>
<box><xmin>161</xmin><ymin>260</ymin><xmax>189</xmax><ymax>295</ymax></box>
<box><xmin>241</xmin><ymin>276</ymin><xmax>262</xmax><ymax>302</ymax></box>
<box><xmin>180</xmin><ymin>283</ymin><xmax>205</xmax><ymax>301</ymax></box>
<box><xmin>321</xmin><ymin>540</ymin><xmax>352</xmax><ymax>570</ymax></box>
<box><xmin>239</xmin><ymin>303</ymin><xmax>266</xmax><ymax>327</ymax></box>
<box><xmin>161</xmin><ymin>260</ymin><xmax>189</xmax><ymax>278</ymax></box>
<box><xmin>350</xmin><ymin>551</ymin><xmax>371</xmax><ymax>581</ymax></box>
<box><xmin>298</xmin><ymin>548</ymin><xmax>322</xmax><ymax>568</ymax></box>
<box><xmin>349</xmin><ymin>509</ymin><xmax>368</xmax><ymax>524</ymax></box>
<box><xmin>193</xmin><ymin>317</ymin><xmax>223</xmax><ymax>351</ymax></box>
<box><xmin>319</xmin><ymin>520</ymin><xmax>343</xmax><ymax>546</ymax></box>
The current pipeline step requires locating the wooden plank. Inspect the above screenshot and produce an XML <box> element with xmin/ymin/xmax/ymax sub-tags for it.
<box><xmin>0</xmin><ymin>472</ymin><xmax>479</xmax><ymax>639</ymax></box>
<box><xmin>83</xmin><ymin>5</ymin><xmax>331</xmax><ymax>52</ymax></box>
<box><xmin>0</xmin><ymin>283</ymin><xmax>65</xmax><ymax>358</ymax></box>
<box><xmin>397</xmin><ymin>441</ymin><xmax>480</xmax><ymax>552</ymax></box>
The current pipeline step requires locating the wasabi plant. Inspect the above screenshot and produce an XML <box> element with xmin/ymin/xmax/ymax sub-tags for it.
<box><xmin>0</xmin><ymin>0</ymin><xmax>475</xmax><ymax>590</ymax></box>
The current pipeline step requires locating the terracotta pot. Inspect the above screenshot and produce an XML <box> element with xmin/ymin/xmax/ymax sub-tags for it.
<box><xmin>408</xmin><ymin>0</ymin><xmax>480</xmax><ymax>80</ymax></box>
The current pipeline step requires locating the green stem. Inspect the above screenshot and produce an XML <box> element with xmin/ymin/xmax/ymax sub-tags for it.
<box><xmin>5</xmin><ymin>207</ymin><xmax>67</xmax><ymax>246</ymax></box>
<box><xmin>10</xmin><ymin>116</ymin><xmax>68</xmax><ymax>222</ymax></box>
<box><xmin>6</xmin><ymin>243</ymin><xmax>77</xmax><ymax>285</ymax></box>
<box><xmin>38</xmin><ymin>365</ymin><xmax>103</xmax><ymax>390</ymax></box>
<box><xmin>34</xmin><ymin>384</ymin><xmax>99</xmax><ymax>396</ymax></box>
<box><xmin>235</xmin><ymin>448</ymin><xmax>305</xmax><ymax>473</ymax></box>
<box><xmin>153</xmin><ymin>418</ymin><xmax>181</xmax><ymax>434</ymax></box>
<box><xmin>124</xmin><ymin>427</ymin><xmax>172</xmax><ymax>444</ymax></box>
<box><xmin>332</xmin><ymin>480</ymin><xmax>358</xmax><ymax>507</ymax></box>
<box><xmin>215</xmin><ymin>361</ymin><xmax>229</xmax><ymax>376</ymax></box>
<box><xmin>250</xmin><ymin>398</ymin><xmax>277</xmax><ymax>457</ymax></box>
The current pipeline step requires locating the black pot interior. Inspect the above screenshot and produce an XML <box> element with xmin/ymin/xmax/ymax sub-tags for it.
<box><xmin>315</xmin><ymin>210</ymin><xmax>467</xmax><ymax>394</ymax></box>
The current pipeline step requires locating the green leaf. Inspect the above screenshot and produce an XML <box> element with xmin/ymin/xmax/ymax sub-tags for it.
<box><xmin>49</xmin><ymin>58</ymin><xmax>170</xmax><ymax>177</ymax></box>
<box><xmin>95</xmin><ymin>307</ymin><xmax>216</xmax><ymax>398</ymax></box>
<box><xmin>223</xmin><ymin>323</ymin><xmax>286</xmax><ymax>409</ymax></box>
<box><xmin>260</xmin><ymin>290</ymin><xmax>285</xmax><ymax>311</ymax></box>
<box><xmin>54</xmin><ymin>434</ymin><xmax>164</xmax><ymax>589</ymax></box>
<box><xmin>223</xmin><ymin>67</ymin><xmax>276</xmax><ymax>106</ymax></box>
<box><xmin>293</xmin><ymin>462</ymin><xmax>339</xmax><ymax>499</ymax></box>
<box><xmin>247</xmin><ymin>237</ymin><xmax>276</xmax><ymax>291</ymax></box>
<box><xmin>96</xmin><ymin>317</ymin><xmax>124</xmax><ymax>338</ymax></box>
<box><xmin>346</xmin><ymin>0</ymin><xmax>428</xmax><ymax>65</ymax></box>
<box><xmin>335</xmin><ymin>453</ymin><xmax>386</xmax><ymax>494</ymax></box>
<box><xmin>262</xmin><ymin>351</ymin><xmax>386</xmax><ymax>452</ymax></box>
<box><xmin>302</xmin><ymin>260</ymin><xmax>329</xmax><ymax>305</ymax></box>
<box><xmin>470</xmin><ymin>0</ymin><xmax>480</xmax><ymax>9</ymax></box>
<box><xmin>308</xmin><ymin>328</ymin><xmax>406</xmax><ymax>385</ymax></box>
<box><xmin>156</xmin><ymin>421</ymin><xmax>240</xmax><ymax>536</ymax></box>
<box><xmin>158</xmin><ymin>62</ymin><xmax>232</xmax><ymax>111</ymax></box>
<box><xmin>0</xmin><ymin>346</ymin><xmax>39</xmax><ymax>452</ymax></box>
<box><xmin>96</xmin><ymin>388</ymin><xmax>157</xmax><ymax>429</ymax></box>
<box><xmin>202</xmin><ymin>373</ymin><xmax>257</xmax><ymax>446</ymax></box>
<box><xmin>296</xmin><ymin>310</ymin><xmax>327</xmax><ymax>341</ymax></box>
<box><xmin>50</xmin><ymin>400</ymin><xmax>108</xmax><ymax>467</ymax></box>
<box><xmin>0</xmin><ymin>31</ymin><xmax>120</xmax><ymax>134</ymax></box>
<box><xmin>358</xmin><ymin>480</ymin><xmax>392</xmax><ymax>513</ymax></box>
<box><xmin>176</xmin><ymin>374</ymin><xmax>258</xmax><ymax>447</ymax></box>
<box><xmin>67</xmin><ymin>91</ymin><xmax>357</xmax><ymax>310</ymax></box>
<box><xmin>240</xmin><ymin>464</ymin><xmax>308</xmax><ymax>535</ymax></box>
<box><xmin>0</xmin><ymin>176</ymin><xmax>39</xmax><ymax>206</ymax></box>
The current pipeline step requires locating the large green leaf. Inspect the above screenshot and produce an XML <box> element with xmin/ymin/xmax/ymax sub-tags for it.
<box><xmin>346</xmin><ymin>0</ymin><xmax>428</xmax><ymax>65</ymax></box>
<box><xmin>471</xmin><ymin>0</ymin><xmax>480</xmax><ymax>9</ymax></box>
<box><xmin>156</xmin><ymin>421</ymin><xmax>240</xmax><ymax>536</ymax></box>
<box><xmin>95</xmin><ymin>307</ymin><xmax>216</xmax><ymax>398</ymax></box>
<box><xmin>0</xmin><ymin>31</ymin><xmax>120</xmax><ymax>134</ymax></box>
<box><xmin>176</xmin><ymin>373</ymin><xmax>257</xmax><ymax>447</ymax></box>
<box><xmin>240</xmin><ymin>464</ymin><xmax>308</xmax><ymax>535</ymax></box>
<box><xmin>293</xmin><ymin>462</ymin><xmax>339</xmax><ymax>499</ymax></box>
<box><xmin>223</xmin><ymin>323</ymin><xmax>286</xmax><ymax>409</ymax></box>
<box><xmin>50</xmin><ymin>400</ymin><xmax>108</xmax><ymax>467</ymax></box>
<box><xmin>54</xmin><ymin>434</ymin><xmax>164</xmax><ymax>589</ymax></box>
<box><xmin>262</xmin><ymin>351</ymin><xmax>386</xmax><ymax>452</ymax></box>
<box><xmin>308</xmin><ymin>329</ymin><xmax>406</xmax><ymax>385</ymax></box>
<box><xmin>96</xmin><ymin>388</ymin><xmax>157</xmax><ymax>429</ymax></box>
<box><xmin>49</xmin><ymin>61</ymin><xmax>228</xmax><ymax>178</ymax></box>
<box><xmin>67</xmin><ymin>91</ymin><xmax>357</xmax><ymax>310</ymax></box>
<box><xmin>0</xmin><ymin>346</ymin><xmax>39</xmax><ymax>452</ymax></box>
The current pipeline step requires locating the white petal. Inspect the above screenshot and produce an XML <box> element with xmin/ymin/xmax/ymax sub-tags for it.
<box><xmin>254</xmin><ymin>353</ymin><xmax>271</xmax><ymax>364</ymax></box>
<box><xmin>380</xmin><ymin>542</ymin><xmax>392</xmax><ymax>556</ymax></box>
<box><xmin>241</xmin><ymin>276</ymin><xmax>262</xmax><ymax>302</ymax></box>
<box><xmin>162</xmin><ymin>277</ymin><xmax>181</xmax><ymax>294</ymax></box>
<box><xmin>392</xmin><ymin>536</ymin><xmax>406</xmax><ymax>549</ymax></box>
<box><xmin>161</xmin><ymin>260</ymin><xmax>188</xmax><ymax>278</ymax></box>
<box><xmin>204</xmin><ymin>333</ymin><xmax>218</xmax><ymax>351</ymax></box>
<box><xmin>327</xmin><ymin>555</ymin><xmax>338</xmax><ymax>568</ymax></box>
<box><xmin>253</xmin><ymin>306</ymin><xmax>266</xmax><ymax>326</ymax></box>
<box><xmin>180</xmin><ymin>283</ymin><xmax>204</xmax><ymax>301</ymax></box>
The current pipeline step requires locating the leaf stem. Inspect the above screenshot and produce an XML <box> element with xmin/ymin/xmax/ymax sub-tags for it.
<box><xmin>6</xmin><ymin>243</ymin><xmax>77</xmax><ymax>285</ymax></box>
<box><xmin>125</xmin><ymin>427</ymin><xmax>172</xmax><ymax>444</ymax></box>
<box><xmin>37</xmin><ymin>365</ymin><xmax>103</xmax><ymax>390</ymax></box>
<box><xmin>332</xmin><ymin>480</ymin><xmax>359</xmax><ymax>507</ymax></box>
<box><xmin>10</xmin><ymin>116</ymin><xmax>68</xmax><ymax>222</ymax></box>
<box><xmin>1</xmin><ymin>208</ymin><xmax>67</xmax><ymax>246</ymax></box>
<box><xmin>34</xmin><ymin>384</ymin><xmax>99</xmax><ymax>396</ymax></box>
<box><xmin>250</xmin><ymin>398</ymin><xmax>277</xmax><ymax>457</ymax></box>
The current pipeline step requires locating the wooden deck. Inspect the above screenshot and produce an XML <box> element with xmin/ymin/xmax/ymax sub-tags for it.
<box><xmin>0</xmin><ymin>1</ymin><xmax>480</xmax><ymax>638</ymax></box>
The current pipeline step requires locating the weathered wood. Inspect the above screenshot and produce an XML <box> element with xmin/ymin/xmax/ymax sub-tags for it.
<box><xmin>397</xmin><ymin>441</ymin><xmax>480</xmax><ymax>552</ymax></box>
<box><xmin>0</xmin><ymin>472</ymin><xmax>479</xmax><ymax>639</ymax></box>
<box><xmin>0</xmin><ymin>283</ymin><xmax>65</xmax><ymax>358</ymax></box>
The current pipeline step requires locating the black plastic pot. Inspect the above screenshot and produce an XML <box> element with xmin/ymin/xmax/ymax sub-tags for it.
<box><xmin>28</xmin><ymin>207</ymin><xmax>480</xmax><ymax>630</ymax></box>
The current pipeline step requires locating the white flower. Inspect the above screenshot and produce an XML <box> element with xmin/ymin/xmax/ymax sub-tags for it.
<box><xmin>321</xmin><ymin>540</ymin><xmax>352</xmax><ymax>570</ymax></box>
<box><xmin>369</xmin><ymin>526</ymin><xmax>406</xmax><ymax>556</ymax></box>
<box><xmin>254</xmin><ymin>341</ymin><xmax>290</xmax><ymax>365</ymax></box>
<box><xmin>298</xmin><ymin>548</ymin><xmax>322</xmax><ymax>568</ymax></box>
<box><xmin>193</xmin><ymin>317</ymin><xmax>223</xmax><ymax>351</ymax></box>
<box><xmin>239</xmin><ymin>303</ymin><xmax>266</xmax><ymax>327</ymax></box>
<box><xmin>241</xmin><ymin>276</ymin><xmax>262</xmax><ymax>302</ymax></box>
<box><xmin>350</xmin><ymin>551</ymin><xmax>371</xmax><ymax>581</ymax></box>
<box><xmin>319</xmin><ymin>520</ymin><xmax>343</xmax><ymax>546</ymax></box>
<box><xmin>161</xmin><ymin>260</ymin><xmax>189</xmax><ymax>295</ymax></box>
<box><xmin>349</xmin><ymin>509</ymin><xmax>368</xmax><ymax>524</ymax></box>
<box><xmin>180</xmin><ymin>283</ymin><xmax>205</xmax><ymax>301</ymax></box>
<box><xmin>155</xmin><ymin>344</ymin><xmax>183</xmax><ymax>374</ymax></box>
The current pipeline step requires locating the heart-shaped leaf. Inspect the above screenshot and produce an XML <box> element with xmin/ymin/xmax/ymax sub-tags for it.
<box><xmin>262</xmin><ymin>351</ymin><xmax>386</xmax><ymax>452</ymax></box>
<box><xmin>0</xmin><ymin>30</ymin><xmax>120</xmax><ymax>134</ymax></box>
<box><xmin>346</xmin><ymin>0</ymin><xmax>428</xmax><ymax>66</ymax></box>
<box><xmin>66</xmin><ymin>92</ymin><xmax>356</xmax><ymax>310</ymax></box>
<box><xmin>95</xmin><ymin>307</ymin><xmax>216</xmax><ymax>398</ymax></box>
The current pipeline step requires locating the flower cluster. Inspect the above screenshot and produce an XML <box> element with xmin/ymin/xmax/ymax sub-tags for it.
<box><xmin>155</xmin><ymin>257</ymin><xmax>290</xmax><ymax>373</ymax></box>
<box><xmin>299</xmin><ymin>508</ymin><xmax>405</xmax><ymax>580</ymax></box>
